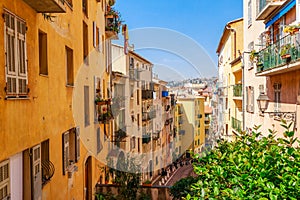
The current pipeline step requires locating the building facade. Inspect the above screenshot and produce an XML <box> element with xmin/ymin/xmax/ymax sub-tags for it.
<box><xmin>0</xmin><ymin>0</ymin><xmax>122</xmax><ymax>199</ymax></box>
<box><xmin>216</xmin><ymin>18</ymin><xmax>244</xmax><ymax>141</ymax></box>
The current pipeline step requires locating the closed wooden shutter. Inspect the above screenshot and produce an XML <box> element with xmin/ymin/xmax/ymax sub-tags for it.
<box><xmin>75</xmin><ymin>127</ymin><xmax>80</xmax><ymax>162</ymax></box>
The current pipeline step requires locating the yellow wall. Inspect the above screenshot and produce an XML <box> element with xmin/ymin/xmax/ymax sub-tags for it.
<box><xmin>0</xmin><ymin>0</ymin><xmax>110</xmax><ymax>199</ymax></box>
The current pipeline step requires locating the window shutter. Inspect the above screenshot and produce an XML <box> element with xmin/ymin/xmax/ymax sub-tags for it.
<box><xmin>250</xmin><ymin>87</ymin><xmax>254</xmax><ymax>112</ymax></box>
<box><xmin>4</xmin><ymin>12</ymin><xmax>28</xmax><ymax>97</ymax></box>
<box><xmin>62</xmin><ymin>132</ymin><xmax>69</xmax><ymax>175</ymax></box>
<box><xmin>96</xmin><ymin>128</ymin><xmax>103</xmax><ymax>154</ymax></box>
<box><xmin>0</xmin><ymin>160</ymin><xmax>10</xmax><ymax>199</ymax></box>
<box><xmin>246</xmin><ymin>86</ymin><xmax>249</xmax><ymax>112</ymax></box>
<box><xmin>75</xmin><ymin>127</ymin><xmax>80</xmax><ymax>162</ymax></box>
<box><xmin>93</xmin><ymin>21</ymin><xmax>96</xmax><ymax>48</ymax></box>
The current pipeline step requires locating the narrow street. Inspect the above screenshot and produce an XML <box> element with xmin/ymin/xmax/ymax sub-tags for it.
<box><xmin>152</xmin><ymin>161</ymin><xmax>196</xmax><ymax>187</ymax></box>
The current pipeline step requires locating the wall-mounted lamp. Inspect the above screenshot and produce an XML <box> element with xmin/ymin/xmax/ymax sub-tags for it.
<box><xmin>257</xmin><ymin>92</ymin><xmax>296</xmax><ymax>121</ymax></box>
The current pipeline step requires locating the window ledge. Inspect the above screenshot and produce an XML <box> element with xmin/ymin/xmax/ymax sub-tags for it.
<box><xmin>66</xmin><ymin>84</ymin><xmax>74</xmax><ymax>88</ymax></box>
<box><xmin>5</xmin><ymin>96</ymin><xmax>30</xmax><ymax>100</ymax></box>
<box><xmin>39</xmin><ymin>74</ymin><xmax>49</xmax><ymax>77</ymax></box>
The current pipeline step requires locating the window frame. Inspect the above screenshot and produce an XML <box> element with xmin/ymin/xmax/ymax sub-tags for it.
<box><xmin>0</xmin><ymin>160</ymin><xmax>10</xmax><ymax>199</ymax></box>
<box><xmin>4</xmin><ymin>10</ymin><xmax>28</xmax><ymax>98</ymax></box>
<box><xmin>62</xmin><ymin>127</ymin><xmax>80</xmax><ymax>175</ymax></box>
<box><xmin>65</xmin><ymin>46</ymin><xmax>74</xmax><ymax>86</ymax></box>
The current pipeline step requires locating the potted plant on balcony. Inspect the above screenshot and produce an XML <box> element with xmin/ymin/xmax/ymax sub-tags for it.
<box><xmin>249</xmin><ymin>50</ymin><xmax>258</xmax><ymax>62</ymax></box>
<box><xmin>284</xmin><ymin>24</ymin><xmax>300</xmax><ymax>35</ymax></box>
<box><xmin>280</xmin><ymin>44</ymin><xmax>291</xmax><ymax>59</ymax></box>
<box><xmin>142</xmin><ymin>180</ymin><xmax>152</xmax><ymax>187</ymax></box>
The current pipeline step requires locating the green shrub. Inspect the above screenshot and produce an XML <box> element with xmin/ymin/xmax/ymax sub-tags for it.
<box><xmin>182</xmin><ymin>121</ymin><xmax>300</xmax><ymax>199</ymax></box>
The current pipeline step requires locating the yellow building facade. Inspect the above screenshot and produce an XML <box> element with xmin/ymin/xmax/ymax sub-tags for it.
<box><xmin>216</xmin><ymin>18</ymin><xmax>244</xmax><ymax>141</ymax></box>
<box><xmin>0</xmin><ymin>0</ymin><xmax>120</xmax><ymax>199</ymax></box>
<box><xmin>176</xmin><ymin>97</ymin><xmax>205</xmax><ymax>155</ymax></box>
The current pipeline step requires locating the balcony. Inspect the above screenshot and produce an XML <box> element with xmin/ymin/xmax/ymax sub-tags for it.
<box><xmin>256</xmin><ymin>0</ymin><xmax>286</xmax><ymax>20</ymax></box>
<box><xmin>129</xmin><ymin>69</ymin><xmax>139</xmax><ymax>80</ymax></box>
<box><xmin>142</xmin><ymin>110</ymin><xmax>156</xmax><ymax>121</ymax></box>
<box><xmin>256</xmin><ymin>32</ymin><xmax>300</xmax><ymax>76</ymax></box>
<box><xmin>233</xmin><ymin>84</ymin><xmax>242</xmax><ymax>99</ymax></box>
<box><xmin>23</xmin><ymin>0</ymin><xmax>66</xmax><ymax>13</ymax></box>
<box><xmin>105</xmin><ymin>9</ymin><xmax>121</xmax><ymax>39</ymax></box>
<box><xmin>152</xmin><ymin>132</ymin><xmax>160</xmax><ymax>140</ymax></box>
<box><xmin>231</xmin><ymin>117</ymin><xmax>242</xmax><ymax>133</ymax></box>
<box><xmin>142</xmin><ymin>90</ymin><xmax>153</xmax><ymax>99</ymax></box>
<box><xmin>95</xmin><ymin>98</ymin><xmax>114</xmax><ymax>123</ymax></box>
<box><xmin>114</xmin><ymin>128</ymin><xmax>127</xmax><ymax>141</ymax></box>
<box><xmin>142</xmin><ymin>134</ymin><xmax>151</xmax><ymax>144</ymax></box>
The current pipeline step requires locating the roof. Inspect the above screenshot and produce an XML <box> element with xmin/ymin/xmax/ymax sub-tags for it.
<box><xmin>216</xmin><ymin>18</ymin><xmax>243</xmax><ymax>54</ymax></box>
<box><xmin>129</xmin><ymin>50</ymin><xmax>153</xmax><ymax>65</ymax></box>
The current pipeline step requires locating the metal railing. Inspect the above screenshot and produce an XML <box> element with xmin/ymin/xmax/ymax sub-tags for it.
<box><xmin>233</xmin><ymin>84</ymin><xmax>242</xmax><ymax>97</ymax></box>
<box><xmin>257</xmin><ymin>31</ymin><xmax>300</xmax><ymax>73</ymax></box>
<box><xmin>231</xmin><ymin>117</ymin><xmax>242</xmax><ymax>133</ymax></box>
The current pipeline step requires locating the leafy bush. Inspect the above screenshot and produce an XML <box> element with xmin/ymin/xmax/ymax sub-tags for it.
<box><xmin>184</xmin><ymin>121</ymin><xmax>300</xmax><ymax>199</ymax></box>
<box><xmin>170</xmin><ymin>176</ymin><xmax>198</xmax><ymax>199</ymax></box>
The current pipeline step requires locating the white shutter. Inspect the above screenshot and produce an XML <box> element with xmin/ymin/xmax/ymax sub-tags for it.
<box><xmin>0</xmin><ymin>160</ymin><xmax>10</xmax><ymax>199</ymax></box>
<box><xmin>62</xmin><ymin>132</ymin><xmax>69</xmax><ymax>175</ymax></box>
<box><xmin>4</xmin><ymin>11</ymin><xmax>28</xmax><ymax>97</ymax></box>
<box><xmin>250</xmin><ymin>86</ymin><xmax>254</xmax><ymax>112</ymax></box>
<box><xmin>75</xmin><ymin>127</ymin><xmax>80</xmax><ymax>162</ymax></box>
<box><xmin>98</xmin><ymin>30</ymin><xmax>102</xmax><ymax>52</ymax></box>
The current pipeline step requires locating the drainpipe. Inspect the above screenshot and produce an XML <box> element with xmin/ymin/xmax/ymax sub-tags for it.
<box><xmin>226</xmin><ymin>25</ymin><xmax>236</xmax><ymax>59</ymax></box>
<box><xmin>241</xmin><ymin>52</ymin><xmax>245</xmax><ymax>131</ymax></box>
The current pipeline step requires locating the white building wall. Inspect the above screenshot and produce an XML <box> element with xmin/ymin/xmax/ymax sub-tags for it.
<box><xmin>243</xmin><ymin>0</ymin><xmax>267</xmax><ymax>133</ymax></box>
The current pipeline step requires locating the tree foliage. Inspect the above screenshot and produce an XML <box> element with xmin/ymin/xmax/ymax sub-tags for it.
<box><xmin>180</xmin><ymin>121</ymin><xmax>300</xmax><ymax>199</ymax></box>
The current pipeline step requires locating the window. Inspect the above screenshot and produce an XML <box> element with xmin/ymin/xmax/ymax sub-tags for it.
<box><xmin>97</xmin><ymin>128</ymin><xmax>103</xmax><ymax>154</ymax></box>
<box><xmin>137</xmin><ymin>90</ymin><xmax>140</xmax><ymax>105</ymax></box>
<box><xmin>66</xmin><ymin>46</ymin><xmax>74</xmax><ymax>86</ymax></box>
<box><xmin>84</xmin><ymin>86</ymin><xmax>90</xmax><ymax>126</ymax></box>
<box><xmin>62</xmin><ymin>127</ymin><xmax>80</xmax><ymax>175</ymax></box>
<box><xmin>39</xmin><ymin>30</ymin><xmax>48</xmax><ymax>75</ymax></box>
<box><xmin>274</xmin><ymin>83</ymin><xmax>281</xmax><ymax>112</ymax></box>
<box><xmin>4</xmin><ymin>11</ymin><xmax>28</xmax><ymax>97</ymax></box>
<box><xmin>0</xmin><ymin>160</ymin><xmax>9</xmax><ymax>199</ymax></box>
<box><xmin>130</xmin><ymin>136</ymin><xmax>136</xmax><ymax>150</ymax></box>
<box><xmin>41</xmin><ymin>140</ymin><xmax>53</xmax><ymax>185</ymax></box>
<box><xmin>248</xmin><ymin>41</ymin><xmax>254</xmax><ymax>69</ymax></box>
<box><xmin>93</xmin><ymin>22</ymin><xmax>101</xmax><ymax>51</ymax></box>
<box><xmin>83</xmin><ymin>21</ymin><xmax>88</xmax><ymax>64</ymax></box>
<box><xmin>246</xmin><ymin>86</ymin><xmax>254</xmax><ymax>112</ymax></box>
<box><xmin>138</xmin><ymin>138</ymin><xmax>140</xmax><ymax>153</ymax></box>
<box><xmin>130</xmin><ymin>58</ymin><xmax>134</xmax><ymax>69</ymax></box>
<box><xmin>248</xmin><ymin>0</ymin><xmax>252</xmax><ymax>27</ymax></box>
<box><xmin>82</xmin><ymin>0</ymin><xmax>88</xmax><ymax>16</ymax></box>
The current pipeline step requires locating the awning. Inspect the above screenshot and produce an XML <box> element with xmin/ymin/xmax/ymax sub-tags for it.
<box><xmin>265</xmin><ymin>0</ymin><xmax>296</xmax><ymax>28</ymax></box>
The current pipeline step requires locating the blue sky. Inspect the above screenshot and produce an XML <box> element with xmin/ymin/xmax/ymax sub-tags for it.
<box><xmin>114</xmin><ymin>0</ymin><xmax>243</xmax><ymax>80</ymax></box>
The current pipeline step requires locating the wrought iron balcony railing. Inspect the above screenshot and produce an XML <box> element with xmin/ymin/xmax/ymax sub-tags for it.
<box><xmin>42</xmin><ymin>160</ymin><xmax>55</xmax><ymax>185</ymax></box>
<box><xmin>257</xmin><ymin>32</ymin><xmax>300</xmax><ymax>74</ymax></box>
